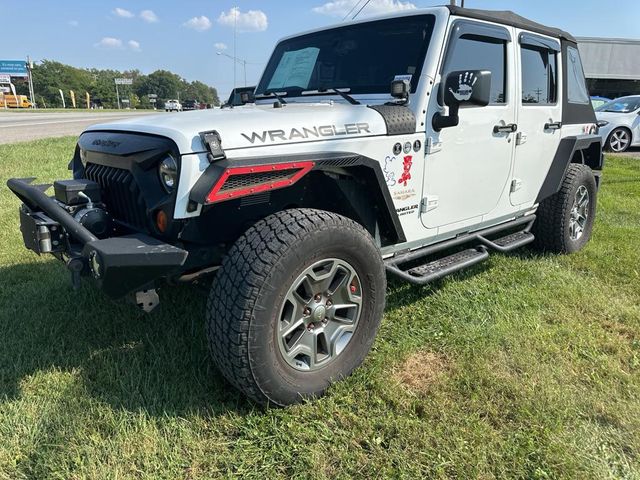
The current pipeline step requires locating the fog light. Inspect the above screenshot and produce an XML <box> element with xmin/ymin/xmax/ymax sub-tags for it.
<box><xmin>156</xmin><ymin>210</ymin><xmax>168</xmax><ymax>233</ymax></box>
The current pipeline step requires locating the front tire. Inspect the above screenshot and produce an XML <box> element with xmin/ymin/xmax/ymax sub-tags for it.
<box><xmin>207</xmin><ymin>209</ymin><xmax>386</xmax><ymax>406</ymax></box>
<box><xmin>532</xmin><ymin>164</ymin><xmax>597</xmax><ymax>253</ymax></box>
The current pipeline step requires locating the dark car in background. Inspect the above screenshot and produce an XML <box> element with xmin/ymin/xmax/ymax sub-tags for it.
<box><xmin>182</xmin><ymin>99</ymin><xmax>200</xmax><ymax>111</ymax></box>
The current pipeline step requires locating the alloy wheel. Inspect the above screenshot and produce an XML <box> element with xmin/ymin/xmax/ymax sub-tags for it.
<box><xmin>569</xmin><ymin>185</ymin><xmax>590</xmax><ymax>241</ymax></box>
<box><xmin>609</xmin><ymin>129</ymin><xmax>630</xmax><ymax>152</ymax></box>
<box><xmin>277</xmin><ymin>258</ymin><xmax>362</xmax><ymax>372</ymax></box>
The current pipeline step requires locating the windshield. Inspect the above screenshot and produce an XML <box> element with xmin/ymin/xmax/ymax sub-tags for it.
<box><xmin>255</xmin><ymin>15</ymin><xmax>435</xmax><ymax>98</ymax></box>
<box><xmin>596</xmin><ymin>96</ymin><xmax>640</xmax><ymax>113</ymax></box>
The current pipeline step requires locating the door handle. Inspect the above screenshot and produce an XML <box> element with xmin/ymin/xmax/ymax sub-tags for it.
<box><xmin>493</xmin><ymin>123</ymin><xmax>518</xmax><ymax>134</ymax></box>
<box><xmin>544</xmin><ymin>121</ymin><xmax>562</xmax><ymax>130</ymax></box>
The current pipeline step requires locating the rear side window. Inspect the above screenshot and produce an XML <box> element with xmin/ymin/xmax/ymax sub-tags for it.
<box><xmin>566</xmin><ymin>46</ymin><xmax>589</xmax><ymax>104</ymax></box>
<box><xmin>521</xmin><ymin>45</ymin><xmax>557</xmax><ymax>104</ymax></box>
<box><xmin>445</xmin><ymin>34</ymin><xmax>506</xmax><ymax>104</ymax></box>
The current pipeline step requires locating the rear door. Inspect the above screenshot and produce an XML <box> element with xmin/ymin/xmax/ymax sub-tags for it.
<box><xmin>510</xmin><ymin>32</ymin><xmax>562</xmax><ymax>206</ymax></box>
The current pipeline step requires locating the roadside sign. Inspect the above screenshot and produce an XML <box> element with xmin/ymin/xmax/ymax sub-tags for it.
<box><xmin>115</xmin><ymin>78</ymin><xmax>133</xmax><ymax>85</ymax></box>
<box><xmin>0</xmin><ymin>87</ymin><xmax>9</xmax><ymax>93</ymax></box>
<box><xmin>0</xmin><ymin>74</ymin><xmax>11</xmax><ymax>83</ymax></box>
<box><xmin>148</xmin><ymin>94</ymin><xmax>158</xmax><ymax>99</ymax></box>
<box><xmin>0</xmin><ymin>60</ymin><xmax>28</xmax><ymax>76</ymax></box>
<box><xmin>121</xmin><ymin>98</ymin><xmax>130</xmax><ymax>103</ymax></box>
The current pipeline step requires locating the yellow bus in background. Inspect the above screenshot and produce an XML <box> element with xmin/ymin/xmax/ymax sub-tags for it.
<box><xmin>1</xmin><ymin>94</ymin><xmax>33</xmax><ymax>108</ymax></box>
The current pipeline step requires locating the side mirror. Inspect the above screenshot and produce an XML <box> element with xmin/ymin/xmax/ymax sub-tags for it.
<box><xmin>433</xmin><ymin>70</ymin><xmax>492</xmax><ymax>131</ymax></box>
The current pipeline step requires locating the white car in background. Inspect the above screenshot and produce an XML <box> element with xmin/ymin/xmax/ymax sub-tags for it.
<box><xmin>596</xmin><ymin>96</ymin><xmax>640</xmax><ymax>152</ymax></box>
<box><xmin>164</xmin><ymin>99</ymin><xmax>182</xmax><ymax>112</ymax></box>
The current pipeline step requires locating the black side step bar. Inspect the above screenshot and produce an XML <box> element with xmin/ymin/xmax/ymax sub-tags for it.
<box><xmin>385</xmin><ymin>216</ymin><xmax>536</xmax><ymax>285</ymax></box>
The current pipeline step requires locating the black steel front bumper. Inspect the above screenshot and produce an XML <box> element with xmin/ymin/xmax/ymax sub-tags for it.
<box><xmin>7</xmin><ymin>178</ymin><xmax>188</xmax><ymax>298</ymax></box>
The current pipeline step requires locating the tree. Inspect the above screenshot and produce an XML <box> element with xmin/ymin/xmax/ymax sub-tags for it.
<box><xmin>182</xmin><ymin>80</ymin><xmax>220</xmax><ymax>105</ymax></box>
<box><xmin>134</xmin><ymin>70</ymin><xmax>183</xmax><ymax>104</ymax></box>
<box><xmin>17</xmin><ymin>60</ymin><xmax>221</xmax><ymax>109</ymax></box>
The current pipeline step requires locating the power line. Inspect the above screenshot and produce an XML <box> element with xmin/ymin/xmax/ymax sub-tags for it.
<box><xmin>353</xmin><ymin>0</ymin><xmax>372</xmax><ymax>19</ymax></box>
<box><xmin>343</xmin><ymin>0</ymin><xmax>364</xmax><ymax>21</ymax></box>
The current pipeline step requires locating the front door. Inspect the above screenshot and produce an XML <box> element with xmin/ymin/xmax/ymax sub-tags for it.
<box><xmin>422</xmin><ymin>22</ymin><xmax>516</xmax><ymax>230</ymax></box>
<box><xmin>510</xmin><ymin>31</ymin><xmax>563</xmax><ymax>206</ymax></box>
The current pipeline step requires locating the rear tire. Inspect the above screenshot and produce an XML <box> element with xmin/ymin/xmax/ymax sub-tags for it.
<box><xmin>206</xmin><ymin>209</ymin><xmax>386</xmax><ymax>406</ymax></box>
<box><xmin>532</xmin><ymin>164</ymin><xmax>597</xmax><ymax>254</ymax></box>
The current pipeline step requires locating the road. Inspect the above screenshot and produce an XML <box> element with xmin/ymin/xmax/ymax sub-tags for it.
<box><xmin>0</xmin><ymin>111</ymin><xmax>155</xmax><ymax>144</ymax></box>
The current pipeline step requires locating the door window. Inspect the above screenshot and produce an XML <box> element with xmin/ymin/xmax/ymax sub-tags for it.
<box><xmin>445</xmin><ymin>34</ymin><xmax>507</xmax><ymax>104</ymax></box>
<box><xmin>521</xmin><ymin>45</ymin><xmax>557</xmax><ymax>104</ymax></box>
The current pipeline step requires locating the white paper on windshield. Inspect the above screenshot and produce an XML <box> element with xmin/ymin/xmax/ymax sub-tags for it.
<box><xmin>267</xmin><ymin>47</ymin><xmax>320</xmax><ymax>90</ymax></box>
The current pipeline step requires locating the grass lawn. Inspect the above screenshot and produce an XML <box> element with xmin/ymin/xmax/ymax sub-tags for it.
<box><xmin>0</xmin><ymin>138</ymin><xmax>639</xmax><ymax>479</ymax></box>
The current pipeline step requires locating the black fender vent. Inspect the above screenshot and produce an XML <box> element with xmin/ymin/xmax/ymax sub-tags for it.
<box><xmin>368</xmin><ymin>105</ymin><xmax>416</xmax><ymax>135</ymax></box>
<box><xmin>219</xmin><ymin>169</ymin><xmax>299</xmax><ymax>193</ymax></box>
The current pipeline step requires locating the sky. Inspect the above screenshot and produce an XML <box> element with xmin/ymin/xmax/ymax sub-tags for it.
<box><xmin>2</xmin><ymin>0</ymin><xmax>639</xmax><ymax>99</ymax></box>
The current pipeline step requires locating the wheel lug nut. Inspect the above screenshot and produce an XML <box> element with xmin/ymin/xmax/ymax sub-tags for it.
<box><xmin>322</xmin><ymin>317</ymin><xmax>328</xmax><ymax>325</ymax></box>
<box><xmin>303</xmin><ymin>308</ymin><xmax>311</xmax><ymax>316</ymax></box>
<box><xmin>307</xmin><ymin>323</ymin><xmax>315</xmax><ymax>331</ymax></box>
<box><xmin>314</xmin><ymin>294</ymin><xmax>322</xmax><ymax>302</ymax></box>
<box><xmin>326</xmin><ymin>299</ymin><xmax>332</xmax><ymax>307</ymax></box>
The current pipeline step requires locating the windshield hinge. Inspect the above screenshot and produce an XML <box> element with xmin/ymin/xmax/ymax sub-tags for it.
<box><xmin>426</xmin><ymin>137</ymin><xmax>442</xmax><ymax>154</ymax></box>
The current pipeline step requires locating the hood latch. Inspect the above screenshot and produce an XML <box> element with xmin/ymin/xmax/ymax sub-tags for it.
<box><xmin>200</xmin><ymin>130</ymin><xmax>226</xmax><ymax>163</ymax></box>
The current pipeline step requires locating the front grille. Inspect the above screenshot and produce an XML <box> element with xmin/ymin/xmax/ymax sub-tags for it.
<box><xmin>84</xmin><ymin>163</ymin><xmax>147</xmax><ymax>231</ymax></box>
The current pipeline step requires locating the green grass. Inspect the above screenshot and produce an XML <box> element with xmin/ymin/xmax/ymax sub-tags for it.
<box><xmin>1</xmin><ymin>137</ymin><xmax>639</xmax><ymax>479</ymax></box>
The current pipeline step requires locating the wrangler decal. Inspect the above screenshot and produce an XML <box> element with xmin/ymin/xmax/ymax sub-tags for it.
<box><xmin>241</xmin><ymin>123</ymin><xmax>371</xmax><ymax>144</ymax></box>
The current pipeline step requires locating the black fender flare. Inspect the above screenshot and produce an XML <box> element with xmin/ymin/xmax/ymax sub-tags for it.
<box><xmin>536</xmin><ymin>134</ymin><xmax>603</xmax><ymax>203</ymax></box>
<box><xmin>189</xmin><ymin>152</ymin><xmax>406</xmax><ymax>245</ymax></box>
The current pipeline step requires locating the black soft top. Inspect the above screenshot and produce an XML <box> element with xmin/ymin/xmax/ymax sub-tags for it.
<box><xmin>446</xmin><ymin>6</ymin><xmax>576</xmax><ymax>43</ymax></box>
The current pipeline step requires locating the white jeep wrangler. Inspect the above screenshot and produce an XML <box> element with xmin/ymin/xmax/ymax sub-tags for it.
<box><xmin>9</xmin><ymin>6</ymin><xmax>602</xmax><ymax>406</ymax></box>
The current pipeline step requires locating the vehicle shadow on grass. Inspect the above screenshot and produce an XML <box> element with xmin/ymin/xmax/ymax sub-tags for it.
<box><xmin>0</xmin><ymin>261</ymin><xmax>254</xmax><ymax>417</ymax></box>
<box><xmin>0</xmin><ymin>250</ymin><xmax>535</xmax><ymax>417</ymax></box>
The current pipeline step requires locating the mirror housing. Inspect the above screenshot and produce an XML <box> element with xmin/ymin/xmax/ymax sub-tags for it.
<box><xmin>433</xmin><ymin>70</ymin><xmax>492</xmax><ymax>131</ymax></box>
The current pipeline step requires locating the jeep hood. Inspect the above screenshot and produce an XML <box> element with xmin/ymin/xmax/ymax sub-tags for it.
<box><xmin>84</xmin><ymin>103</ymin><xmax>390</xmax><ymax>154</ymax></box>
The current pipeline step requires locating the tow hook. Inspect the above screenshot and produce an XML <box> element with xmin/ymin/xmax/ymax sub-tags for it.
<box><xmin>133</xmin><ymin>289</ymin><xmax>160</xmax><ymax>313</ymax></box>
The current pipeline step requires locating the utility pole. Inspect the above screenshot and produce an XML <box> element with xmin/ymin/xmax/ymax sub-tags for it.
<box><xmin>26</xmin><ymin>56</ymin><xmax>36</xmax><ymax>108</ymax></box>
<box><xmin>534</xmin><ymin>88</ymin><xmax>543</xmax><ymax>103</ymax></box>
<box><xmin>233</xmin><ymin>6</ymin><xmax>237</xmax><ymax>88</ymax></box>
<box><xmin>115</xmin><ymin>82</ymin><xmax>121</xmax><ymax>109</ymax></box>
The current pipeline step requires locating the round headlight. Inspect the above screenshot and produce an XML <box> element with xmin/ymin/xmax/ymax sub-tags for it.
<box><xmin>159</xmin><ymin>155</ymin><xmax>178</xmax><ymax>192</ymax></box>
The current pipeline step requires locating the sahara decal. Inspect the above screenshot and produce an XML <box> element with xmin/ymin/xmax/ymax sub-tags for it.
<box><xmin>393</xmin><ymin>143</ymin><xmax>402</xmax><ymax>155</ymax></box>
<box><xmin>398</xmin><ymin>155</ymin><xmax>413</xmax><ymax>186</ymax></box>
<box><xmin>413</xmin><ymin>140</ymin><xmax>422</xmax><ymax>152</ymax></box>
<box><xmin>403</xmin><ymin>142</ymin><xmax>412</xmax><ymax>154</ymax></box>
<box><xmin>392</xmin><ymin>188</ymin><xmax>417</xmax><ymax>202</ymax></box>
<box><xmin>241</xmin><ymin>123</ymin><xmax>371</xmax><ymax>144</ymax></box>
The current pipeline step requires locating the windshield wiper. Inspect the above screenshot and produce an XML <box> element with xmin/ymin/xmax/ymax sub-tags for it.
<box><xmin>301</xmin><ymin>88</ymin><xmax>361</xmax><ymax>105</ymax></box>
<box><xmin>255</xmin><ymin>91</ymin><xmax>288</xmax><ymax>104</ymax></box>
